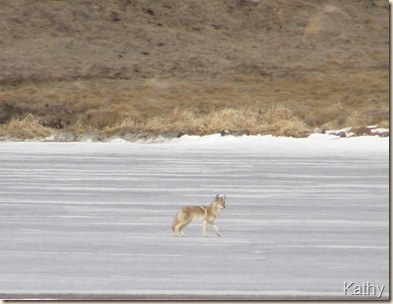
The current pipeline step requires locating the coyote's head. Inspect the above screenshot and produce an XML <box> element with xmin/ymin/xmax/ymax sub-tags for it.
<box><xmin>213</xmin><ymin>194</ymin><xmax>226</xmax><ymax>209</ymax></box>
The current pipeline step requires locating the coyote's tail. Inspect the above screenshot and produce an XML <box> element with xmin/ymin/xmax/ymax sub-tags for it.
<box><xmin>172</xmin><ymin>210</ymin><xmax>179</xmax><ymax>232</ymax></box>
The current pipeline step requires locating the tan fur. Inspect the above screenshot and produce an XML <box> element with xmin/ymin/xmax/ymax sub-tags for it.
<box><xmin>172</xmin><ymin>194</ymin><xmax>226</xmax><ymax>237</ymax></box>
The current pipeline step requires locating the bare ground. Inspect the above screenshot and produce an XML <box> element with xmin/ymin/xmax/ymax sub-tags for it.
<box><xmin>0</xmin><ymin>0</ymin><xmax>389</xmax><ymax>139</ymax></box>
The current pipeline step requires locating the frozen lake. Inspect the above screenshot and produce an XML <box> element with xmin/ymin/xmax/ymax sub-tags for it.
<box><xmin>0</xmin><ymin>135</ymin><xmax>389</xmax><ymax>300</ymax></box>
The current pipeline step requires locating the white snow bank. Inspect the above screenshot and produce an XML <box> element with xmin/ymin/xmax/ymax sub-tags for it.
<box><xmin>159</xmin><ymin>133</ymin><xmax>389</xmax><ymax>157</ymax></box>
<box><xmin>9</xmin><ymin>133</ymin><xmax>389</xmax><ymax>159</ymax></box>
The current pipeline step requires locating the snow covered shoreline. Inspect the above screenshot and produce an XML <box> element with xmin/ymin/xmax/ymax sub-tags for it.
<box><xmin>1</xmin><ymin>132</ymin><xmax>388</xmax><ymax>158</ymax></box>
<box><xmin>0</xmin><ymin>125</ymin><xmax>389</xmax><ymax>144</ymax></box>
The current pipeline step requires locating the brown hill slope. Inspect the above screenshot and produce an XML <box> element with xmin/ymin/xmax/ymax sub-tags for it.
<box><xmin>0</xmin><ymin>0</ymin><xmax>389</xmax><ymax>139</ymax></box>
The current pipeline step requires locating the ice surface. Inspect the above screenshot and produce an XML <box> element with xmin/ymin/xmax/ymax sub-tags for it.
<box><xmin>0</xmin><ymin>135</ymin><xmax>389</xmax><ymax>300</ymax></box>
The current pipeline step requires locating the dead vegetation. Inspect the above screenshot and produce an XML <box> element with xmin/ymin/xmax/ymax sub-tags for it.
<box><xmin>0</xmin><ymin>114</ymin><xmax>54</xmax><ymax>140</ymax></box>
<box><xmin>0</xmin><ymin>0</ymin><xmax>389</xmax><ymax>140</ymax></box>
<box><xmin>103</xmin><ymin>104</ymin><xmax>309</xmax><ymax>137</ymax></box>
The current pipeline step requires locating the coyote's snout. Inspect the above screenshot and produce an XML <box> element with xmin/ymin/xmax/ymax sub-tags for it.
<box><xmin>172</xmin><ymin>194</ymin><xmax>226</xmax><ymax>237</ymax></box>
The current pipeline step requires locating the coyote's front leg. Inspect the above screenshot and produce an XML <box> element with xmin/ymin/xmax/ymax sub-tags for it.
<box><xmin>203</xmin><ymin>220</ymin><xmax>208</xmax><ymax>237</ymax></box>
<box><xmin>209</xmin><ymin>221</ymin><xmax>221</xmax><ymax>236</ymax></box>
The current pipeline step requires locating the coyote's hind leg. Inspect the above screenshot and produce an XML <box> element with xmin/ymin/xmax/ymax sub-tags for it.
<box><xmin>178</xmin><ymin>220</ymin><xmax>192</xmax><ymax>237</ymax></box>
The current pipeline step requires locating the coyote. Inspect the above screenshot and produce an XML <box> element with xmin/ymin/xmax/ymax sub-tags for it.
<box><xmin>172</xmin><ymin>194</ymin><xmax>226</xmax><ymax>237</ymax></box>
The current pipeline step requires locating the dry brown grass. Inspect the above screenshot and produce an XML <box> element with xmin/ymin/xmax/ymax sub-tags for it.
<box><xmin>0</xmin><ymin>114</ymin><xmax>56</xmax><ymax>139</ymax></box>
<box><xmin>103</xmin><ymin>105</ymin><xmax>310</xmax><ymax>137</ymax></box>
<box><xmin>0</xmin><ymin>72</ymin><xmax>389</xmax><ymax>140</ymax></box>
<box><xmin>0</xmin><ymin>104</ymin><xmax>309</xmax><ymax>139</ymax></box>
<box><xmin>0</xmin><ymin>0</ymin><xmax>388</xmax><ymax>140</ymax></box>
<box><xmin>0</xmin><ymin>100</ymin><xmax>388</xmax><ymax>140</ymax></box>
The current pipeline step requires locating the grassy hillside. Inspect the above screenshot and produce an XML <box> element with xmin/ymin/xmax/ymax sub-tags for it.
<box><xmin>0</xmin><ymin>0</ymin><xmax>389</xmax><ymax>139</ymax></box>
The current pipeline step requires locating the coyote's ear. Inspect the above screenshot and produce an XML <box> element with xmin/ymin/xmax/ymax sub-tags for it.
<box><xmin>223</xmin><ymin>194</ymin><xmax>226</xmax><ymax>200</ymax></box>
<box><xmin>216</xmin><ymin>194</ymin><xmax>219</xmax><ymax>199</ymax></box>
